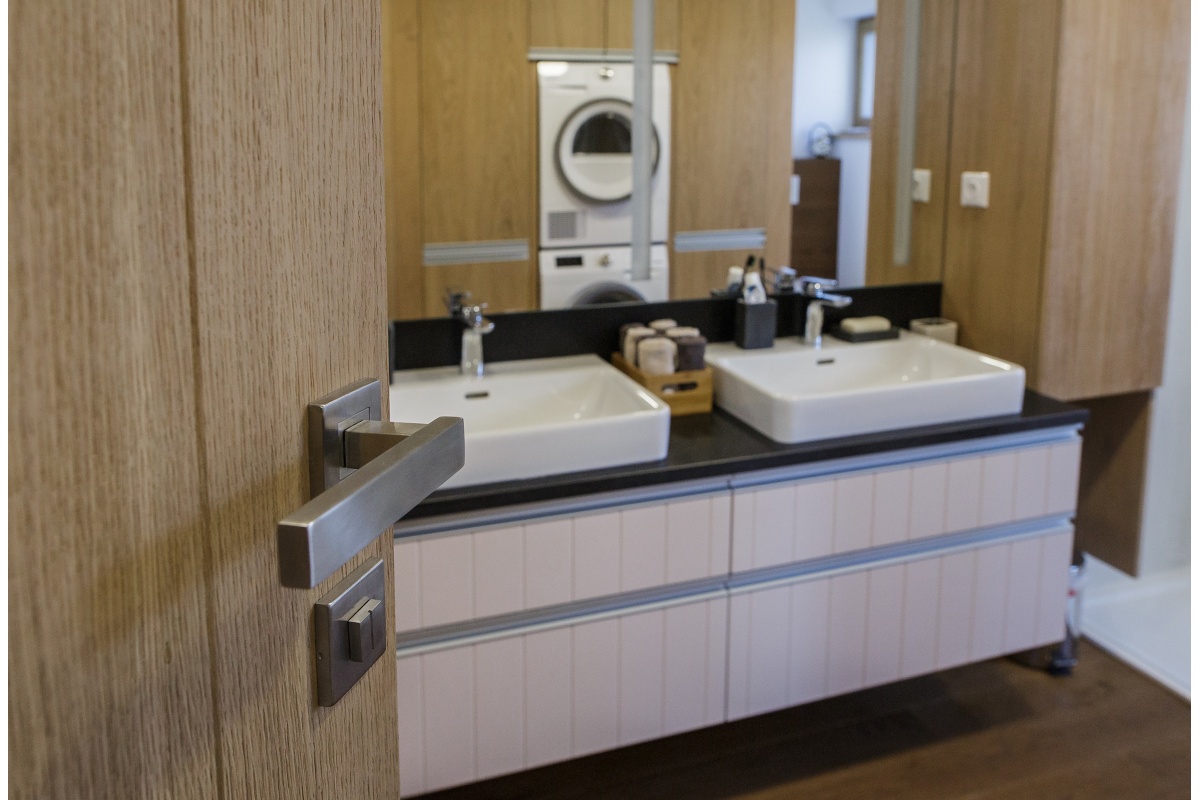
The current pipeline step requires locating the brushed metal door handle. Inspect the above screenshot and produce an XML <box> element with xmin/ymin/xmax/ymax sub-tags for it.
<box><xmin>277</xmin><ymin>379</ymin><xmax>465</xmax><ymax>588</ymax></box>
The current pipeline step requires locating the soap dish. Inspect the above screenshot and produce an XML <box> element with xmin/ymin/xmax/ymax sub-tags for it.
<box><xmin>829</xmin><ymin>326</ymin><xmax>901</xmax><ymax>343</ymax></box>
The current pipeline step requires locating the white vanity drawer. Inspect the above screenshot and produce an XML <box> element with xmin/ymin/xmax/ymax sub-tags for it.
<box><xmin>395</xmin><ymin>489</ymin><xmax>732</xmax><ymax>634</ymax></box>
<box><xmin>396</xmin><ymin>595</ymin><xmax>729</xmax><ymax>797</ymax></box>
<box><xmin>726</xmin><ymin>524</ymin><xmax>1074</xmax><ymax>721</ymax></box>
<box><xmin>729</xmin><ymin>437</ymin><xmax>1081</xmax><ymax>574</ymax></box>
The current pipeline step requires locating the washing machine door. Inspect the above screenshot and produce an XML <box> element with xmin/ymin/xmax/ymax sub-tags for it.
<box><xmin>556</xmin><ymin>98</ymin><xmax>661</xmax><ymax>203</ymax></box>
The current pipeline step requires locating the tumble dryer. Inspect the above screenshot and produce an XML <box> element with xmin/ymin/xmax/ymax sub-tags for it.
<box><xmin>537</xmin><ymin>61</ymin><xmax>671</xmax><ymax>250</ymax></box>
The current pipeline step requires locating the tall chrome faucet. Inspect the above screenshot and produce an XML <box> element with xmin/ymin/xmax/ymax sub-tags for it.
<box><xmin>445</xmin><ymin>291</ymin><xmax>495</xmax><ymax>377</ymax></box>
<box><xmin>799</xmin><ymin>276</ymin><xmax>852</xmax><ymax>348</ymax></box>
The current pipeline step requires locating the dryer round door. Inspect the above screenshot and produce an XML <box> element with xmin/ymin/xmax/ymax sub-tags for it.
<box><xmin>570</xmin><ymin>281</ymin><xmax>648</xmax><ymax>307</ymax></box>
<box><xmin>555</xmin><ymin>98</ymin><xmax>661</xmax><ymax>203</ymax></box>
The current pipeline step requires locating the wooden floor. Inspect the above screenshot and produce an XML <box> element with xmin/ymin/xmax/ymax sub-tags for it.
<box><xmin>422</xmin><ymin>640</ymin><xmax>1190</xmax><ymax>799</ymax></box>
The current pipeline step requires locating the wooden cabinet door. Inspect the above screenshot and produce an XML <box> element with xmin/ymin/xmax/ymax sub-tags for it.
<box><xmin>11</xmin><ymin>2</ymin><xmax>401</xmax><ymax>797</ymax></box>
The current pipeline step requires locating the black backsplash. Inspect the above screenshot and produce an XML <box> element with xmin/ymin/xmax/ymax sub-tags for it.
<box><xmin>391</xmin><ymin>282</ymin><xmax>942</xmax><ymax>372</ymax></box>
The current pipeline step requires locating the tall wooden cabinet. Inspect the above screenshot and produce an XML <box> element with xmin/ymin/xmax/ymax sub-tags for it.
<box><xmin>872</xmin><ymin>0</ymin><xmax>1187</xmax><ymax>573</ymax></box>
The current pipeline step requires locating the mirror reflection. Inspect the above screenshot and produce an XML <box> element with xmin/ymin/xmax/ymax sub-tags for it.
<box><xmin>384</xmin><ymin>0</ymin><xmax>941</xmax><ymax>321</ymax></box>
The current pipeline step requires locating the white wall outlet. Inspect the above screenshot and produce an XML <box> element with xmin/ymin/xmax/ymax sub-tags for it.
<box><xmin>912</xmin><ymin>169</ymin><xmax>932</xmax><ymax>203</ymax></box>
<box><xmin>960</xmin><ymin>171</ymin><xmax>990</xmax><ymax>208</ymax></box>
<box><xmin>790</xmin><ymin>174</ymin><xmax>801</xmax><ymax>206</ymax></box>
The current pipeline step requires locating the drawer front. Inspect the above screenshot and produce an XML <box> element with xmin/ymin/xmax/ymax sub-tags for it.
<box><xmin>730</xmin><ymin>439</ymin><xmax>1081</xmax><ymax>574</ymax></box>
<box><xmin>725</xmin><ymin>525</ymin><xmax>1074</xmax><ymax>721</ymax></box>
<box><xmin>396</xmin><ymin>596</ymin><xmax>729</xmax><ymax>797</ymax></box>
<box><xmin>395</xmin><ymin>490</ymin><xmax>731</xmax><ymax>634</ymax></box>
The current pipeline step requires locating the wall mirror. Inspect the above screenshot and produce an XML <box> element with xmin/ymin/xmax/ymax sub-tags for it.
<box><xmin>383</xmin><ymin>0</ymin><xmax>948</xmax><ymax>322</ymax></box>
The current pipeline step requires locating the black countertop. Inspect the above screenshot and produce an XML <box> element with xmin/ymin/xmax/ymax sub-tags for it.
<box><xmin>405</xmin><ymin>390</ymin><xmax>1087</xmax><ymax>521</ymax></box>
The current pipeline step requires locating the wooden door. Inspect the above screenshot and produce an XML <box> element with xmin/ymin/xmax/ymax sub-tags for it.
<box><xmin>11</xmin><ymin>2</ymin><xmax>400</xmax><ymax>798</ymax></box>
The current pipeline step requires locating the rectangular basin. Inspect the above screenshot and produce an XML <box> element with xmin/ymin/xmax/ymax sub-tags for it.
<box><xmin>706</xmin><ymin>333</ymin><xmax>1025</xmax><ymax>444</ymax></box>
<box><xmin>389</xmin><ymin>354</ymin><xmax>670</xmax><ymax>489</ymax></box>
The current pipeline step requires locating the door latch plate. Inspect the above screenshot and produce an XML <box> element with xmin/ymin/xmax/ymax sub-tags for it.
<box><xmin>308</xmin><ymin>379</ymin><xmax>382</xmax><ymax>498</ymax></box>
<box><xmin>314</xmin><ymin>557</ymin><xmax>387</xmax><ymax>707</ymax></box>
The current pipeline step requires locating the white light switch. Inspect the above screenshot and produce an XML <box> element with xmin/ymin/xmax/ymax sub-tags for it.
<box><xmin>912</xmin><ymin>169</ymin><xmax>932</xmax><ymax>203</ymax></box>
<box><xmin>960</xmin><ymin>171</ymin><xmax>990</xmax><ymax>208</ymax></box>
<box><xmin>790</xmin><ymin>174</ymin><xmax>801</xmax><ymax>206</ymax></box>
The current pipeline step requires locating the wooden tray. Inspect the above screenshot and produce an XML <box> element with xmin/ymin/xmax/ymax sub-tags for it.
<box><xmin>611</xmin><ymin>353</ymin><xmax>713</xmax><ymax>417</ymax></box>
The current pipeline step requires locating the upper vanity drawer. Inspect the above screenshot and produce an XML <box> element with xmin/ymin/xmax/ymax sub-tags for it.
<box><xmin>730</xmin><ymin>435</ymin><xmax>1081</xmax><ymax>574</ymax></box>
<box><xmin>394</xmin><ymin>488</ymin><xmax>731</xmax><ymax>635</ymax></box>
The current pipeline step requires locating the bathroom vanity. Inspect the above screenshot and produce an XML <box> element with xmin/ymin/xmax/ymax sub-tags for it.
<box><xmin>390</xmin><ymin>392</ymin><xmax>1084</xmax><ymax>796</ymax></box>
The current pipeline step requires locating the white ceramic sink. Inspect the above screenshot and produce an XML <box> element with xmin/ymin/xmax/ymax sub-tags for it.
<box><xmin>706</xmin><ymin>332</ymin><xmax>1025</xmax><ymax>444</ymax></box>
<box><xmin>389</xmin><ymin>354</ymin><xmax>670</xmax><ymax>489</ymax></box>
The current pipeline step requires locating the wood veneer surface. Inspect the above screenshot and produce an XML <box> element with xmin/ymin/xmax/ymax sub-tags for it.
<box><xmin>422</xmin><ymin>641</ymin><xmax>1188</xmax><ymax>799</ymax></box>
<box><xmin>671</xmin><ymin>0</ymin><xmax>773</xmax><ymax>300</ymax></box>
<box><xmin>940</xmin><ymin>0</ymin><xmax>1061</xmax><ymax>375</ymax></box>
<box><xmin>1035</xmin><ymin>0</ymin><xmax>1187</xmax><ymax>400</ymax></box>
<box><xmin>384</xmin><ymin>0</ymin><xmax>426</xmax><ymax>321</ymax></box>
<box><xmin>865</xmin><ymin>0</ymin><xmax>958</xmax><ymax>287</ymax></box>
<box><xmin>9</xmin><ymin>2</ymin><xmax>218</xmax><ymax>796</ymax></box>
<box><xmin>181</xmin><ymin>1</ymin><xmax>399</xmax><ymax>797</ymax></box>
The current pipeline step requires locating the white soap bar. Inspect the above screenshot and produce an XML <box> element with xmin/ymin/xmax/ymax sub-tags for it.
<box><xmin>637</xmin><ymin>337</ymin><xmax>677</xmax><ymax>376</ymax></box>
<box><xmin>840</xmin><ymin>316</ymin><xmax>892</xmax><ymax>334</ymax></box>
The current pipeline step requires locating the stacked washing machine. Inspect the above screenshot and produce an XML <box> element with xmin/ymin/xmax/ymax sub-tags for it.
<box><xmin>537</xmin><ymin>61</ymin><xmax>671</xmax><ymax>309</ymax></box>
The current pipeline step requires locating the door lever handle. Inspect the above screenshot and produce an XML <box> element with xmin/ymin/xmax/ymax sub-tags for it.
<box><xmin>277</xmin><ymin>379</ymin><xmax>465</xmax><ymax>588</ymax></box>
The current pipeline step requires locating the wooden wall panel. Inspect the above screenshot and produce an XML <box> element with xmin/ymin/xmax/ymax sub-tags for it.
<box><xmin>606</xmin><ymin>0</ymin><xmax>681</xmax><ymax>53</ymax></box>
<box><xmin>763</xmin><ymin>0</ymin><xmax>796</xmax><ymax>271</ymax></box>
<box><xmin>530</xmin><ymin>0</ymin><xmax>607</xmax><ymax>48</ymax></box>
<box><xmin>9</xmin><ymin>3</ymin><xmax>218</xmax><ymax>796</ymax></box>
<box><xmin>671</xmin><ymin>0</ymin><xmax>773</xmax><ymax>299</ymax></box>
<box><xmin>865</xmin><ymin>0</ymin><xmax>958</xmax><ymax>286</ymax></box>
<box><xmin>423</xmin><ymin>261</ymin><xmax>539</xmax><ymax>317</ymax></box>
<box><xmin>421</xmin><ymin>0</ymin><xmax>533</xmax><ymax>245</ymax></box>
<box><xmin>181</xmin><ymin>2</ymin><xmax>399</xmax><ymax>798</ymax></box>
<box><xmin>420</xmin><ymin>0</ymin><xmax>537</xmax><ymax>316</ymax></box>
<box><xmin>940</xmin><ymin>0</ymin><xmax>1061</xmax><ymax>374</ymax></box>
<box><xmin>528</xmin><ymin>0</ymin><xmax>678</xmax><ymax>52</ymax></box>
<box><xmin>671</xmin><ymin>249</ymin><xmax>766</xmax><ymax>302</ymax></box>
<box><xmin>383</xmin><ymin>0</ymin><xmax>425</xmax><ymax>320</ymax></box>
<box><xmin>1035</xmin><ymin>0</ymin><xmax>1188</xmax><ymax>400</ymax></box>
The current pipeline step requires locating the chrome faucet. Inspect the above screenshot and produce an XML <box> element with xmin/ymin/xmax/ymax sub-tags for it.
<box><xmin>446</xmin><ymin>291</ymin><xmax>495</xmax><ymax>377</ymax></box>
<box><xmin>799</xmin><ymin>276</ymin><xmax>852</xmax><ymax>348</ymax></box>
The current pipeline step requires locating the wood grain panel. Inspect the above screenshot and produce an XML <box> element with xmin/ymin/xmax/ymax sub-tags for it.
<box><xmin>1035</xmin><ymin>0</ymin><xmax>1188</xmax><ymax>400</ymax></box>
<box><xmin>865</xmin><ymin>0</ymin><xmax>958</xmax><ymax>286</ymax></box>
<box><xmin>383</xmin><ymin>0</ymin><xmax>425</xmax><ymax>320</ymax></box>
<box><xmin>422</xmin><ymin>261</ymin><xmax>538</xmax><ymax>318</ymax></box>
<box><xmin>606</xmin><ymin>0</ymin><xmax>681</xmax><ymax>52</ymax></box>
<box><xmin>1073</xmin><ymin>392</ymin><xmax>1152</xmax><ymax>575</ymax></box>
<box><xmin>670</xmin><ymin>248</ymin><xmax>765</xmax><ymax>301</ymax></box>
<box><xmin>421</xmin><ymin>0</ymin><xmax>533</xmax><ymax>244</ymax></box>
<box><xmin>763</xmin><ymin>0</ymin><xmax>796</xmax><ymax>271</ymax></box>
<box><xmin>940</xmin><ymin>0</ymin><xmax>1060</xmax><ymax>373</ymax></box>
<box><xmin>9</xmin><ymin>2</ymin><xmax>218</xmax><ymax>796</ymax></box>
<box><xmin>180</xmin><ymin>2</ymin><xmax>399</xmax><ymax>797</ymax></box>
<box><xmin>530</xmin><ymin>0</ymin><xmax>606</xmax><ymax>49</ymax></box>
<box><xmin>671</xmin><ymin>0</ymin><xmax>772</xmax><ymax>298</ymax></box>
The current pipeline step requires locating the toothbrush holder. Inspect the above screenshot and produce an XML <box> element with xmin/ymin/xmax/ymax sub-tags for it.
<box><xmin>734</xmin><ymin>298</ymin><xmax>777</xmax><ymax>349</ymax></box>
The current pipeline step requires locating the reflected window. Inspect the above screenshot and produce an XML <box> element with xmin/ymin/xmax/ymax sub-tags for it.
<box><xmin>854</xmin><ymin>17</ymin><xmax>876</xmax><ymax>128</ymax></box>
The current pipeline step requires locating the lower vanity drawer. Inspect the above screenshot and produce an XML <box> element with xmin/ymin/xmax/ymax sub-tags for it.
<box><xmin>395</xmin><ymin>594</ymin><xmax>729</xmax><ymax>797</ymax></box>
<box><xmin>726</xmin><ymin>524</ymin><xmax>1074</xmax><ymax>721</ymax></box>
